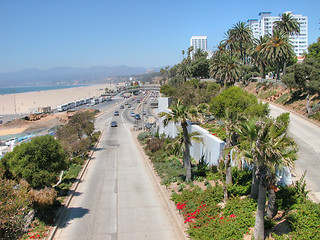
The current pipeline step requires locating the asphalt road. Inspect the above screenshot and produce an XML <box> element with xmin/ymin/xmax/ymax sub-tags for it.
<box><xmin>53</xmin><ymin>94</ymin><xmax>177</xmax><ymax>240</ymax></box>
<box><xmin>268</xmin><ymin>103</ymin><xmax>320</xmax><ymax>202</ymax></box>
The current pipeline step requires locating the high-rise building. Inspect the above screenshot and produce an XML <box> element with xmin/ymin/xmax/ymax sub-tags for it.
<box><xmin>247</xmin><ymin>11</ymin><xmax>308</xmax><ymax>56</ymax></box>
<box><xmin>190</xmin><ymin>36</ymin><xmax>207</xmax><ymax>58</ymax></box>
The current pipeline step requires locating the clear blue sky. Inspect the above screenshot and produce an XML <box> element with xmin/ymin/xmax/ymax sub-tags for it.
<box><xmin>1</xmin><ymin>0</ymin><xmax>319</xmax><ymax>73</ymax></box>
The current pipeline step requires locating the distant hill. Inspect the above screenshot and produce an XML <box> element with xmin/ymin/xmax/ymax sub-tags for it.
<box><xmin>0</xmin><ymin>65</ymin><xmax>147</xmax><ymax>87</ymax></box>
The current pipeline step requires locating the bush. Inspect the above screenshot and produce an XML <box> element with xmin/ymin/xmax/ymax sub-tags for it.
<box><xmin>145</xmin><ymin>137</ymin><xmax>164</xmax><ymax>153</ymax></box>
<box><xmin>0</xmin><ymin>178</ymin><xmax>32</xmax><ymax>239</ymax></box>
<box><xmin>137</xmin><ymin>132</ymin><xmax>150</xmax><ymax>142</ymax></box>
<box><xmin>227</xmin><ymin>168</ymin><xmax>251</xmax><ymax>197</ymax></box>
<box><xmin>30</xmin><ymin>187</ymin><xmax>57</xmax><ymax>211</ymax></box>
<box><xmin>286</xmin><ymin>201</ymin><xmax>320</xmax><ymax>239</ymax></box>
<box><xmin>1</xmin><ymin>135</ymin><xmax>67</xmax><ymax>189</ymax></box>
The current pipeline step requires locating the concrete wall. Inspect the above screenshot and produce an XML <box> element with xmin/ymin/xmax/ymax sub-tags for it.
<box><xmin>156</xmin><ymin>97</ymin><xmax>293</xmax><ymax>185</ymax></box>
<box><xmin>158</xmin><ymin>108</ymin><xmax>225</xmax><ymax>166</ymax></box>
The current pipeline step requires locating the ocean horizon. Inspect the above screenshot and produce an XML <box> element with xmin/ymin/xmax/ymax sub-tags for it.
<box><xmin>0</xmin><ymin>85</ymin><xmax>88</xmax><ymax>95</ymax></box>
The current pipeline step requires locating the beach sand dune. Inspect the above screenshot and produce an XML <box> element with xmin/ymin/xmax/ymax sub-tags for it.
<box><xmin>0</xmin><ymin>84</ymin><xmax>114</xmax><ymax>115</ymax></box>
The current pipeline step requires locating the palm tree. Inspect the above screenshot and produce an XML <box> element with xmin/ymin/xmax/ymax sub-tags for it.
<box><xmin>178</xmin><ymin>61</ymin><xmax>191</xmax><ymax>82</ymax></box>
<box><xmin>237</xmin><ymin>117</ymin><xmax>298</xmax><ymax>240</ymax></box>
<box><xmin>210</xmin><ymin>53</ymin><xmax>242</xmax><ymax>88</ymax></box>
<box><xmin>159</xmin><ymin>99</ymin><xmax>199</xmax><ymax>181</ymax></box>
<box><xmin>260</xmin><ymin>29</ymin><xmax>295</xmax><ymax>80</ymax></box>
<box><xmin>166</xmin><ymin>128</ymin><xmax>203</xmax><ymax>161</ymax></box>
<box><xmin>221</xmin><ymin>30</ymin><xmax>237</xmax><ymax>56</ymax></box>
<box><xmin>252</xmin><ymin>36</ymin><xmax>270</xmax><ymax>79</ymax></box>
<box><xmin>274</xmin><ymin>12</ymin><xmax>300</xmax><ymax>36</ymax></box>
<box><xmin>230</xmin><ymin>21</ymin><xmax>253</xmax><ymax>64</ymax></box>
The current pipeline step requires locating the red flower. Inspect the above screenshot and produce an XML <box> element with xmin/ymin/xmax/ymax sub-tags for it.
<box><xmin>184</xmin><ymin>216</ymin><xmax>195</xmax><ymax>223</ymax></box>
<box><xmin>220</xmin><ymin>216</ymin><xmax>224</xmax><ymax>220</ymax></box>
<box><xmin>230</xmin><ymin>214</ymin><xmax>236</xmax><ymax>218</ymax></box>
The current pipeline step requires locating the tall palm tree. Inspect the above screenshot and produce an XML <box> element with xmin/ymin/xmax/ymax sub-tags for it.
<box><xmin>178</xmin><ymin>61</ymin><xmax>191</xmax><ymax>82</ymax></box>
<box><xmin>238</xmin><ymin>117</ymin><xmax>298</xmax><ymax>240</ymax></box>
<box><xmin>230</xmin><ymin>21</ymin><xmax>253</xmax><ymax>64</ymax></box>
<box><xmin>252</xmin><ymin>36</ymin><xmax>270</xmax><ymax>79</ymax></box>
<box><xmin>210</xmin><ymin>53</ymin><xmax>242</xmax><ymax>88</ymax></box>
<box><xmin>260</xmin><ymin>29</ymin><xmax>295</xmax><ymax>80</ymax></box>
<box><xmin>221</xmin><ymin>30</ymin><xmax>237</xmax><ymax>56</ymax></box>
<box><xmin>274</xmin><ymin>12</ymin><xmax>300</xmax><ymax>75</ymax></box>
<box><xmin>159</xmin><ymin>99</ymin><xmax>199</xmax><ymax>181</ymax></box>
<box><xmin>274</xmin><ymin>12</ymin><xmax>300</xmax><ymax>36</ymax></box>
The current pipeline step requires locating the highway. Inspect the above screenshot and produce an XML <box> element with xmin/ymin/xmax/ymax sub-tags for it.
<box><xmin>268</xmin><ymin>103</ymin><xmax>320</xmax><ymax>202</ymax></box>
<box><xmin>53</xmin><ymin>92</ymin><xmax>179</xmax><ymax>240</ymax></box>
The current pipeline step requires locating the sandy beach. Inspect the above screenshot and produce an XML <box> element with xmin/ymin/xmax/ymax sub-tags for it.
<box><xmin>0</xmin><ymin>84</ymin><xmax>115</xmax><ymax>115</ymax></box>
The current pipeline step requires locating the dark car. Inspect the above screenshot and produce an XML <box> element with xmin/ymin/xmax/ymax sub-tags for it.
<box><xmin>120</xmin><ymin>105</ymin><xmax>124</xmax><ymax>109</ymax></box>
<box><xmin>137</xmin><ymin>100</ymin><xmax>140</xmax><ymax>103</ymax></box>
<box><xmin>111</xmin><ymin>121</ymin><xmax>118</xmax><ymax>127</ymax></box>
<box><xmin>135</xmin><ymin>114</ymin><xmax>141</xmax><ymax>120</ymax></box>
<box><xmin>114</xmin><ymin>111</ymin><xmax>119</xmax><ymax>116</ymax></box>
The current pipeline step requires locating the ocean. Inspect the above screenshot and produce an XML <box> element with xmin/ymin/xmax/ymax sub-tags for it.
<box><xmin>0</xmin><ymin>85</ymin><xmax>87</xmax><ymax>95</ymax></box>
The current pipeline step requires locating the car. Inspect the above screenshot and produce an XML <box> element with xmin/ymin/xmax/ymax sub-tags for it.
<box><xmin>120</xmin><ymin>105</ymin><xmax>124</xmax><ymax>109</ymax></box>
<box><xmin>111</xmin><ymin>121</ymin><xmax>118</xmax><ymax>127</ymax></box>
<box><xmin>143</xmin><ymin>110</ymin><xmax>146</xmax><ymax>115</ymax></box>
<box><xmin>137</xmin><ymin>100</ymin><xmax>140</xmax><ymax>103</ymax></box>
<box><xmin>131</xmin><ymin>106</ymin><xmax>135</xmax><ymax>110</ymax></box>
<box><xmin>114</xmin><ymin>111</ymin><xmax>119</xmax><ymax>116</ymax></box>
<box><xmin>130</xmin><ymin>112</ymin><xmax>135</xmax><ymax>117</ymax></box>
<box><xmin>128</xmin><ymin>104</ymin><xmax>131</xmax><ymax>108</ymax></box>
<box><xmin>135</xmin><ymin>114</ymin><xmax>141</xmax><ymax>120</ymax></box>
<box><xmin>125</xmin><ymin>102</ymin><xmax>128</xmax><ymax>105</ymax></box>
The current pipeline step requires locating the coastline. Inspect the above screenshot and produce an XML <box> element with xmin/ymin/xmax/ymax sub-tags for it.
<box><xmin>0</xmin><ymin>83</ymin><xmax>115</xmax><ymax>115</ymax></box>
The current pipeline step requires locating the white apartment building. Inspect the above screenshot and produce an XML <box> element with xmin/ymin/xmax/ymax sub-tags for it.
<box><xmin>190</xmin><ymin>36</ymin><xmax>207</xmax><ymax>58</ymax></box>
<box><xmin>248</xmin><ymin>11</ymin><xmax>308</xmax><ymax>56</ymax></box>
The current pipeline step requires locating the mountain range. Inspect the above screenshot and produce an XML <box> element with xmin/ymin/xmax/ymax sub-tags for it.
<box><xmin>0</xmin><ymin>65</ymin><xmax>148</xmax><ymax>87</ymax></box>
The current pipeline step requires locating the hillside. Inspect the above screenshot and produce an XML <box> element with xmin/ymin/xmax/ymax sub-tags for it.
<box><xmin>244</xmin><ymin>81</ymin><xmax>320</xmax><ymax>124</ymax></box>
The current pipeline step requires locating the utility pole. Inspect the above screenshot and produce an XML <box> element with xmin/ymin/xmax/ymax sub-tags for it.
<box><xmin>13</xmin><ymin>89</ymin><xmax>17</xmax><ymax>114</ymax></box>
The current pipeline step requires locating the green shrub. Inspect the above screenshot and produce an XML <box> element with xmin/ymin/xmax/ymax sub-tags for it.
<box><xmin>275</xmin><ymin>92</ymin><xmax>291</xmax><ymax>104</ymax></box>
<box><xmin>286</xmin><ymin>201</ymin><xmax>320</xmax><ymax>239</ymax></box>
<box><xmin>137</xmin><ymin>131</ymin><xmax>150</xmax><ymax>142</ymax></box>
<box><xmin>258</xmin><ymin>89</ymin><xmax>277</xmax><ymax>99</ymax></box>
<box><xmin>227</xmin><ymin>168</ymin><xmax>251</xmax><ymax>197</ymax></box>
<box><xmin>310</xmin><ymin>112</ymin><xmax>320</xmax><ymax>122</ymax></box>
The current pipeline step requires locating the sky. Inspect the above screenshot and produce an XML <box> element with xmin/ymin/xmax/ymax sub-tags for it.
<box><xmin>1</xmin><ymin>0</ymin><xmax>319</xmax><ymax>73</ymax></box>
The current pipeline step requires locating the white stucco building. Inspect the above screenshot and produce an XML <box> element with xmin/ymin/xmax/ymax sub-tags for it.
<box><xmin>190</xmin><ymin>36</ymin><xmax>208</xmax><ymax>58</ymax></box>
<box><xmin>247</xmin><ymin>11</ymin><xmax>308</xmax><ymax>56</ymax></box>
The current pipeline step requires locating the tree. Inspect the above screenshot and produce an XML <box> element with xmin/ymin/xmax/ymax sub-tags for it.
<box><xmin>56</xmin><ymin>110</ymin><xmax>96</xmax><ymax>156</ymax></box>
<box><xmin>166</xmin><ymin>128</ymin><xmax>203</xmax><ymax>160</ymax></box>
<box><xmin>1</xmin><ymin>135</ymin><xmax>67</xmax><ymax>189</ymax></box>
<box><xmin>305</xmin><ymin>37</ymin><xmax>320</xmax><ymax>61</ymax></box>
<box><xmin>178</xmin><ymin>61</ymin><xmax>191</xmax><ymax>82</ymax></box>
<box><xmin>274</xmin><ymin>12</ymin><xmax>300</xmax><ymax>35</ymax></box>
<box><xmin>210</xmin><ymin>53</ymin><xmax>242</xmax><ymax>88</ymax></box>
<box><xmin>190</xmin><ymin>57</ymin><xmax>210</xmax><ymax>79</ymax></box>
<box><xmin>159</xmin><ymin>100</ymin><xmax>198</xmax><ymax>181</ymax></box>
<box><xmin>230</xmin><ymin>21</ymin><xmax>253</xmax><ymax>64</ymax></box>
<box><xmin>236</xmin><ymin>116</ymin><xmax>298</xmax><ymax>239</ymax></box>
<box><xmin>160</xmin><ymin>84</ymin><xmax>176</xmax><ymax>97</ymax></box>
<box><xmin>68</xmin><ymin>111</ymin><xmax>95</xmax><ymax>140</ymax></box>
<box><xmin>260</xmin><ymin>29</ymin><xmax>295</xmax><ymax>79</ymax></box>
<box><xmin>252</xmin><ymin>36</ymin><xmax>270</xmax><ymax>79</ymax></box>
<box><xmin>210</xmin><ymin>86</ymin><xmax>269</xmax><ymax>119</ymax></box>
<box><xmin>282</xmin><ymin>58</ymin><xmax>320</xmax><ymax>114</ymax></box>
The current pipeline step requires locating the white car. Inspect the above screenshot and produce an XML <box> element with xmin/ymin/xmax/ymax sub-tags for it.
<box><xmin>131</xmin><ymin>106</ymin><xmax>135</xmax><ymax>110</ymax></box>
<box><xmin>130</xmin><ymin>112</ymin><xmax>135</xmax><ymax>117</ymax></box>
